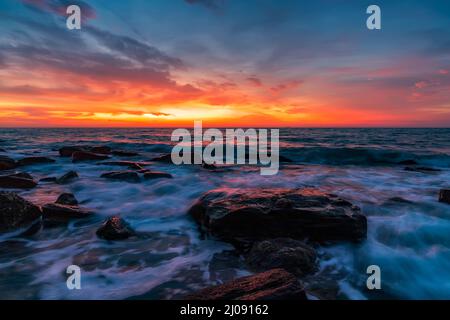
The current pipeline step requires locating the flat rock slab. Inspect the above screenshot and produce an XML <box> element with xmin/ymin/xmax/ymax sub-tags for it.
<box><xmin>0</xmin><ymin>174</ymin><xmax>37</xmax><ymax>189</ymax></box>
<box><xmin>189</xmin><ymin>188</ymin><xmax>367</xmax><ymax>243</ymax></box>
<box><xmin>72</xmin><ymin>151</ymin><xmax>110</xmax><ymax>162</ymax></box>
<box><xmin>17</xmin><ymin>157</ymin><xmax>55</xmax><ymax>166</ymax></box>
<box><xmin>112</xmin><ymin>150</ymin><xmax>139</xmax><ymax>157</ymax></box>
<box><xmin>143</xmin><ymin>171</ymin><xmax>173</xmax><ymax>180</ymax></box>
<box><xmin>101</xmin><ymin>171</ymin><xmax>140</xmax><ymax>183</ymax></box>
<box><xmin>186</xmin><ymin>268</ymin><xmax>307</xmax><ymax>300</ymax></box>
<box><xmin>0</xmin><ymin>192</ymin><xmax>42</xmax><ymax>232</ymax></box>
<box><xmin>42</xmin><ymin>203</ymin><xmax>93</xmax><ymax>222</ymax></box>
<box><xmin>99</xmin><ymin>161</ymin><xmax>144</xmax><ymax>170</ymax></box>
<box><xmin>0</xmin><ymin>155</ymin><xmax>16</xmax><ymax>171</ymax></box>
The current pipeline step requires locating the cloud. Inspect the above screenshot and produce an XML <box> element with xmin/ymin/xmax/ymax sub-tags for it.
<box><xmin>246</xmin><ymin>77</ymin><xmax>263</xmax><ymax>87</ymax></box>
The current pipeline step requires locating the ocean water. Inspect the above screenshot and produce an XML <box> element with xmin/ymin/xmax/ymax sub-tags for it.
<box><xmin>0</xmin><ymin>128</ymin><xmax>449</xmax><ymax>299</ymax></box>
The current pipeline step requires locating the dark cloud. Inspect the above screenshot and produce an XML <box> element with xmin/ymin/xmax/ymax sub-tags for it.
<box><xmin>247</xmin><ymin>77</ymin><xmax>263</xmax><ymax>87</ymax></box>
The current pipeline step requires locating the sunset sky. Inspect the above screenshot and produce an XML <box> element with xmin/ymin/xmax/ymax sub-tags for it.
<box><xmin>0</xmin><ymin>0</ymin><xmax>449</xmax><ymax>127</ymax></box>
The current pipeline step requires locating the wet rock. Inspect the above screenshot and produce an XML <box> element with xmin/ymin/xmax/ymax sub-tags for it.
<box><xmin>101</xmin><ymin>171</ymin><xmax>140</xmax><ymax>183</ymax></box>
<box><xmin>186</xmin><ymin>268</ymin><xmax>307</xmax><ymax>300</ymax></box>
<box><xmin>96</xmin><ymin>216</ymin><xmax>135</xmax><ymax>240</ymax></box>
<box><xmin>398</xmin><ymin>160</ymin><xmax>418</xmax><ymax>165</ymax></box>
<box><xmin>279</xmin><ymin>155</ymin><xmax>293</xmax><ymax>163</ymax></box>
<box><xmin>0</xmin><ymin>155</ymin><xmax>16</xmax><ymax>171</ymax></box>
<box><xmin>99</xmin><ymin>161</ymin><xmax>143</xmax><ymax>170</ymax></box>
<box><xmin>59</xmin><ymin>146</ymin><xmax>87</xmax><ymax>157</ymax></box>
<box><xmin>245</xmin><ymin>238</ymin><xmax>317</xmax><ymax>276</ymax></box>
<box><xmin>202</xmin><ymin>161</ymin><xmax>217</xmax><ymax>170</ymax></box>
<box><xmin>42</xmin><ymin>203</ymin><xmax>93</xmax><ymax>222</ymax></box>
<box><xmin>90</xmin><ymin>146</ymin><xmax>111</xmax><ymax>155</ymax></box>
<box><xmin>72</xmin><ymin>151</ymin><xmax>110</xmax><ymax>162</ymax></box>
<box><xmin>0</xmin><ymin>173</ymin><xmax>37</xmax><ymax>189</ymax></box>
<box><xmin>150</xmin><ymin>153</ymin><xmax>173</xmax><ymax>163</ymax></box>
<box><xmin>17</xmin><ymin>156</ymin><xmax>55</xmax><ymax>166</ymax></box>
<box><xmin>8</xmin><ymin>172</ymin><xmax>34</xmax><ymax>180</ymax></box>
<box><xmin>439</xmin><ymin>189</ymin><xmax>450</xmax><ymax>204</ymax></box>
<box><xmin>143</xmin><ymin>171</ymin><xmax>173</xmax><ymax>180</ymax></box>
<box><xmin>55</xmin><ymin>193</ymin><xmax>78</xmax><ymax>206</ymax></box>
<box><xmin>404</xmin><ymin>166</ymin><xmax>441</xmax><ymax>173</ymax></box>
<box><xmin>0</xmin><ymin>192</ymin><xmax>42</xmax><ymax>232</ymax></box>
<box><xmin>112</xmin><ymin>150</ymin><xmax>139</xmax><ymax>157</ymax></box>
<box><xmin>40</xmin><ymin>177</ymin><xmax>57</xmax><ymax>183</ymax></box>
<box><xmin>0</xmin><ymin>148</ymin><xmax>6</xmax><ymax>152</ymax></box>
<box><xmin>189</xmin><ymin>188</ymin><xmax>366</xmax><ymax>243</ymax></box>
<box><xmin>56</xmin><ymin>171</ymin><xmax>79</xmax><ymax>184</ymax></box>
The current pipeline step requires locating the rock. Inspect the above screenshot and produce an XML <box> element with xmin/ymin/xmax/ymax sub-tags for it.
<box><xmin>42</xmin><ymin>203</ymin><xmax>93</xmax><ymax>222</ymax></box>
<box><xmin>72</xmin><ymin>151</ymin><xmax>110</xmax><ymax>162</ymax></box>
<box><xmin>245</xmin><ymin>238</ymin><xmax>317</xmax><ymax>276</ymax></box>
<box><xmin>189</xmin><ymin>188</ymin><xmax>366</xmax><ymax>243</ymax></box>
<box><xmin>59</xmin><ymin>146</ymin><xmax>87</xmax><ymax>157</ymax></box>
<box><xmin>202</xmin><ymin>161</ymin><xmax>217</xmax><ymax>170</ymax></box>
<box><xmin>55</xmin><ymin>193</ymin><xmax>78</xmax><ymax>206</ymax></box>
<box><xmin>0</xmin><ymin>155</ymin><xmax>16</xmax><ymax>171</ymax></box>
<box><xmin>99</xmin><ymin>161</ymin><xmax>143</xmax><ymax>170</ymax></box>
<box><xmin>439</xmin><ymin>189</ymin><xmax>450</xmax><ymax>204</ymax></box>
<box><xmin>101</xmin><ymin>171</ymin><xmax>140</xmax><ymax>183</ymax></box>
<box><xmin>0</xmin><ymin>192</ymin><xmax>42</xmax><ymax>232</ymax></box>
<box><xmin>0</xmin><ymin>148</ymin><xmax>6</xmax><ymax>152</ymax></box>
<box><xmin>186</xmin><ymin>268</ymin><xmax>307</xmax><ymax>300</ymax></box>
<box><xmin>112</xmin><ymin>150</ymin><xmax>139</xmax><ymax>157</ymax></box>
<box><xmin>279</xmin><ymin>155</ymin><xmax>293</xmax><ymax>163</ymax></box>
<box><xmin>142</xmin><ymin>171</ymin><xmax>173</xmax><ymax>180</ymax></box>
<box><xmin>398</xmin><ymin>160</ymin><xmax>418</xmax><ymax>165</ymax></box>
<box><xmin>96</xmin><ymin>216</ymin><xmax>135</xmax><ymax>240</ymax></box>
<box><xmin>90</xmin><ymin>146</ymin><xmax>111</xmax><ymax>155</ymax></box>
<box><xmin>17</xmin><ymin>156</ymin><xmax>55</xmax><ymax>166</ymax></box>
<box><xmin>404</xmin><ymin>166</ymin><xmax>441</xmax><ymax>173</ymax></box>
<box><xmin>56</xmin><ymin>171</ymin><xmax>79</xmax><ymax>184</ymax></box>
<box><xmin>0</xmin><ymin>174</ymin><xmax>37</xmax><ymax>189</ymax></box>
<box><xmin>8</xmin><ymin>172</ymin><xmax>34</xmax><ymax>180</ymax></box>
<box><xmin>150</xmin><ymin>153</ymin><xmax>173</xmax><ymax>163</ymax></box>
<box><xmin>40</xmin><ymin>177</ymin><xmax>57</xmax><ymax>183</ymax></box>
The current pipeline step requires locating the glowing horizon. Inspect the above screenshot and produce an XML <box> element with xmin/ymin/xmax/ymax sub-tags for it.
<box><xmin>0</xmin><ymin>0</ymin><xmax>449</xmax><ymax>128</ymax></box>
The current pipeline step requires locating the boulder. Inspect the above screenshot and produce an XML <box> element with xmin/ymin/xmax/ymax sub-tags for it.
<box><xmin>0</xmin><ymin>155</ymin><xmax>16</xmax><ymax>171</ymax></box>
<box><xmin>439</xmin><ymin>189</ymin><xmax>450</xmax><ymax>204</ymax></box>
<box><xmin>245</xmin><ymin>238</ymin><xmax>317</xmax><ymax>276</ymax></box>
<box><xmin>0</xmin><ymin>192</ymin><xmax>42</xmax><ymax>232</ymax></box>
<box><xmin>59</xmin><ymin>146</ymin><xmax>87</xmax><ymax>157</ymax></box>
<box><xmin>72</xmin><ymin>151</ymin><xmax>109</xmax><ymax>162</ymax></box>
<box><xmin>112</xmin><ymin>150</ymin><xmax>139</xmax><ymax>157</ymax></box>
<box><xmin>0</xmin><ymin>174</ymin><xmax>37</xmax><ymax>189</ymax></box>
<box><xmin>142</xmin><ymin>171</ymin><xmax>173</xmax><ymax>180</ymax></box>
<box><xmin>56</xmin><ymin>171</ymin><xmax>79</xmax><ymax>184</ymax></box>
<box><xmin>188</xmin><ymin>188</ymin><xmax>366</xmax><ymax>243</ymax></box>
<box><xmin>17</xmin><ymin>156</ymin><xmax>55</xmax><ymax>166</ymax></box>
<box><xmin>99</xmin><ymin>161</ymin><xmax>143</xmax><ymax>170</ymax></box>
<box><xmin>8</xmin><ymin>172</ymin><xmax>34</xmax><ymax>180</ymax></box>
<box><xmin>186</xmin><ymin>268</ymin><xmax>307</xmax><ymax>300</ymax></box>
<box><xmin>101</xmin><ymin>171</ymin><xmax>140</xmax><ymax>183</ymax></box>
<box><xmin>96</xmin><ymin>216</ymin><xmax>135</xmax><ymax>240</ymax></box>
<box><xmin>90</xmin><ymin>146</ymin><xmax>111</xmax><ymax>155</ymax></box>
<box><xmin>55</xmin><ymin>193</ymin><xmax>78</xmax><ymax>206</ymax></box>
<box><xmin>42</xmin><ymin>203</ymin><xmax>93</xmax><ymax>222</ymax></box>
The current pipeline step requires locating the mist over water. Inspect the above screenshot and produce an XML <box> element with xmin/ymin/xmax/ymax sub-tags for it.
<box><xmin>0</xmin><ymin>128</ymin><xmax>449</xmax><ymax>299</ymax></box>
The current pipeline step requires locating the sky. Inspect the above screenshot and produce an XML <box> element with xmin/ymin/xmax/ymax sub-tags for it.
<box><xmin>0</xmin><ymin>0</ymin><xmax>449</xmax><ymax>127</ymax></box>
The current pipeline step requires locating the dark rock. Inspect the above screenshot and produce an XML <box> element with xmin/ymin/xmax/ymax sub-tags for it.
<box><xmin>8</xmin><ymin>172</ymin><xmax>34</xmax><ymax>180</ymax></box>
<box><xmin>56</xmin><ymin>171</ymin><xmax>79</xmax><ymax>184</ymax></box>
<box><xmin>96</xmin><ymin>216</ymin><xmax>135</xmax><ymax>240</ymax></box>
<box><xmin>398</xmin><ymin>160</ymin><xmax>418</xmax><ymax>165</ymax></box>
<box><xmin>17</xmin><ymin>156</ymin><xmax>55</xmax><ymax>166</ymax></box>
<box><xmin>0</xmin><ymin>148</ymin><xmax>6</xmax><ymax>152</ymax></box>
<box><xmin>59</xmin><ymin>146</ymin><xmax>87</xmax><ymax>157</ymax></box>
<box><xmin>279</xmin><ymin>155</ymin><xmax>293</xmax><ymax>163</ymax></box>
<box><xmin>189</xmin><ymin>188</ymin><xmax>367</xmax><ymax>243</ymax></box>
<box><xmin>40</xmin><ymin>177</ymin><xmax>57</xmax><ymax>183</ymax></box>
<box><xmin>55</xmin><ymin>193</ymin><xmax>78</xmax><ymax>206</ymax></box>
<box><xmin>0</xmin><ymin>174</ymin><xmax>37</xmax><ymax>189</ymax></box>
<box><xmin>439</xmin><ymin>189</ymin><xmax>450</xmax><ymax>204</ymax></box>
<box><xmin>202</xmin><ymin>161</ymin><xmax>217</xmax><ymax>170</ymax></box>
<box><xmin>72</xmin><ymin>151</ymin><xmax>110</xmax><ymax>162</ymax></box>
<box><xmin>150</xmin><ymin>153</ymin><xmax>173</xmax><ymax>163</ymax></box>
<box><xmin>245</xmin><ymin>238</ymin><xmax>317</xmax><ymax>276</ymax></box>
<box><xmin>90</xmin><ymin>146</ymin><xmax>111</xmax><ymax>155</ymax></box>
<box><xmin>186</xmin><ymin>268</ymin><xmax>307</xmax><ymax>300</ymax></box>
<box><xmin>0</xmin><ymin>155</ymin><xmax>16</xmax><ymax>171</ymax></box>
<box><xmin>42</xmin><ymin>203</ymin><xmax>93</xmax><ymax>222</ymax></box>
<box><xmin>99</xmin><ymin>161</ymin><xmax>143</xmax><ymax>170</ymax></box>
<box><xmin>404</xmin><ymin>166</ymin><xmax>441</xmax><ymax>173</ymax></box>
<box><xmin>112</xmin><ymin>150</ymin><xmax>139</xmax><ymax>157</ymax></box>
<box><xmin>101</xmin><ymin>171</ymin><xmax>140</xmax><ymax>183</ymax></box>
<box><xmin>143</xmin><ymin>171</ymin><xmax>173</xmax><ymax>180</ymax></box>
<box><xmin>0</xmin><ymin>192</ymin><xmax>42</xmax><ymax>232</ymax></box>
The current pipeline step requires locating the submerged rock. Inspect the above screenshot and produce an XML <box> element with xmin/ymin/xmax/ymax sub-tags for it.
<box><xmin>0</xmin><ymin>155</ymin><xmax>16</xmax><ymax>171</ymax></box>
<box><xmin>150</xmin><ymin>153</ymin><xmax>173</xmax><ymax>163</ymax></box>
<box><xmin>189</xmin><ymin>188</ymin><xmax>366</xmax><ymax>243</ymax></box>
<box><xmin>245</xmin><ymin>238</ymin><xmax>317</xmax><ymax>276</ymax></box>
<box><xmin>56</xmin><ymin>171</ymin><xmax>79</xmax><ymax>184</ymax></box>
<box><xmin>42</xmin><ymin>203</ymin><xmax>93</xmax><ymax>222</ymax></box>
<box><xmin>439</xmin><ymin>189</ymin><xmax>450</xmax><ymax>204</ymax></box>
<box><xmin>59</xmin><ymin>146</ymin><xmax>87</xmax><ymax>157</ymax></box>
<box><xmin>404</xmin><ymin>166</ymin><xmax>441</xmax><ymax>173</ymax></box>
<box><xmin>186</xmin><ymin>268</ymin><xmax>307</xmax><ymax>300</ymax></box>
<box><xmin>0</xmin><ymin>173</ymin><xmax>37</xmax><ymax>189</ymax></box>
<box><xmin>55</xmin><ymin>193</ymin><xmax>78</xmax><ymax>206</ymax></box>
<box><xmin>90</xmin><ymin>146</ymin><xmax>111</xmax><ymax>155</ymax></box>
<box><xmin>96</xmin><ymin>216</ymin><xmax>135</xmax><ymax>240</ymax></box>
<box><xmin>0</xmin><ymin>148</ymin><xmax>6</xmax><ymax>153</ymax></box>
<box><xmin>17</xmin><ymin>156</ymin><xmax>55</xmax><ymax>166</ymax></box>
<box><xmin>101</xmin><ymin>171</ymin><xmax>140</xmax><ymax>183</ymax></box>
<box><xmin>99</xmin><ymin>161</ymin><xmax>144</xmax><ymax>170</ymax></box>
<box><xmin>112</xmin><ymin>150</ymin><xmax>139</xmax><ymax>157</ymax></box>
<box><xmin>398</xmin><ymin>160</ymin><xmax>418</xmax><ymax>165</ymax></box>
<box><xmin>40</xmin><ymin>177</ymin><xmax>57</xmax><ymax>183</ymax></box>
<box><xmin>142</xmin><ymin>171</ymin><xmax>173</xmax><ymax>180</ymax></box>
<box><xmin>72</xmin><ymin>151</ymin><xmax>110</xmax><ymax>162</ymax></box>
<box><xmin>0</xmin><ymin>192</ymin><xmax>42</xmax><ymax>232</ymax></box>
